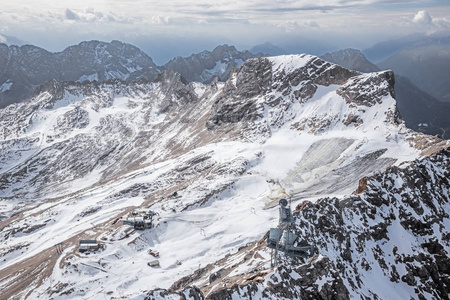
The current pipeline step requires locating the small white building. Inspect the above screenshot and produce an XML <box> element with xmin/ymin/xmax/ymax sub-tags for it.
<box><xmin>147</xmin><ymin>260</ymin><xmax>160</xmax><ymax>267</ymax></box>
<box><xmin>79</xmin><ymin>240</ymin><xmax>101</xmax><ymax>252</ymax></box>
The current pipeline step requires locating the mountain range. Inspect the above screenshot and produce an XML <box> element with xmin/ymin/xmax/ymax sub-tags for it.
<box><xmin>0</xmin><ymin>36</ymin><xmax>450</xmax><ymax>300</ymax></box>
<box><xmin>378</xmin><ymin>43</ymin><xmax>450</xmax><ymax>103</ymax></box>
<box><xmin>3</xmin><ymin>37</ymin><xmax>450</xmax><ymax>140</ymax></box>
<box><xmin>0</xmin><ymin>40</ymin><xmax>160</xmax><ymax>108</ymax></box>
<box><xmin>0</xmin><ymin>52</ymin><xmax>449</xmax><ymax>299</ymax></box>
<box><xmin>163</xmin><ymin>44</ymin><xmax>259</xmax><ymax>83</ymax></box>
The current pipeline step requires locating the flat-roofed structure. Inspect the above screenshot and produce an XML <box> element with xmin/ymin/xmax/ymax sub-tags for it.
<box><xmin>79</xmin><ymin>240</ymin><xmax>101</xmax><ymax>252</ymax></box>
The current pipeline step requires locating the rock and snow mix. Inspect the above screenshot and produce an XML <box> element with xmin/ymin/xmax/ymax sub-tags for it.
<box><xmin>150</xmin><ymin>149</ymin><xmax>450</xmax><ymax>300</ymax></box>
<box><xmin>0</xmin><ymin>54</ymin><xmax>448</xmax><ymax>299</ymax></box>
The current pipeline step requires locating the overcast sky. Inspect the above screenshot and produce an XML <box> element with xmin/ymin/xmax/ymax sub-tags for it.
<box><xmin>1</xmin><ymin>0</ymin><xmax>450</xmax><ymax>63</ymax></box>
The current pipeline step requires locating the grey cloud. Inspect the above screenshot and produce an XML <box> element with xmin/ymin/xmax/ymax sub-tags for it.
<box><xmin>65</xmin><ymin>8</ymin><xmax>79</xmax><ymax>21</ymax></box>
<box><xmin>305</xmin><ymin>20</ymin><xmax>320</xmax><ymax>28</ymax></box>
<box><xmin>63</xmin><ymin>8</ymin><xmax>133</xmax><ymax>24</ymax></box>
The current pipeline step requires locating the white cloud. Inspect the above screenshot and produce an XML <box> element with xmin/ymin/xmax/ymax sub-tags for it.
<box><xmin>412</xmin><ymin>10</ymin><xmax>450</xmax><ymax>30</ymax></box>
<box><xmin>413</xmin><ymin>10</ymin><xmax>432</xmax><ymax>25</ymax></box>
<box><xmin>0</xmin><ymin>0</ymin><xmax>449</xmax><ymax>58</ymax></box>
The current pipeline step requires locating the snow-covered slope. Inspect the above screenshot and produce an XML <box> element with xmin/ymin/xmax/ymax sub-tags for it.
<box><xmin>0</xmin><ymin>54</ymin><xmax>448</xmax><ymax>299</ymax></box>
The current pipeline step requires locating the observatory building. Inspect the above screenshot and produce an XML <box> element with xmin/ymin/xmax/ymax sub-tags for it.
<box><xmin>267</xmin><ymin>198</ymin><xmax>314</xmax><ymax>266</ymax></box>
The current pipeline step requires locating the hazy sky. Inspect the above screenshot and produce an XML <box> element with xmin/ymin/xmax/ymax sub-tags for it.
<box><xmin>1</xmin><ymin>0</ymin><xmax>450</xmax><ymax>63</ymax></box>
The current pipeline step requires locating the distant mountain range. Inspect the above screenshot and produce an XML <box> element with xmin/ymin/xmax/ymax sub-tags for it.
<box><xmin>0</xmin><ymin>42</ymin><xmax>259</xmax><ymax>108</ymax></box>
<box><xmin>250</xmin><ymin>42</ymin><xmax>287</xmax><ymax>56</ymax></box>
<box><xmin>321</xmin><ymin>48</ymin><xmax>379</xmax><ymax>73</ymax></box>
<box><xmin>0</xmin><ymin>40</ymin><xmax>160</xmax><ymax>108</ymax></box>
<box><xmin>362</xmin><ymin>33</ymin><xmax>450</xmax><ymax>62</ymax></box>
<box><xmin>249</xmin><ymin>40</ymin><xmax>335</xmax><ymax>57</ymax></box>
<box><xmin>1</xmin><ymin>37</ymin><xmax>450</xmax><ymax>139</ymax></box>
<box><xmin>163</xmin><ymin>44</ymin><xmax>260</xmax><ymax>83</ymax></box>
<box><xmin>0</xmin><ymin>34</ymin><xmax>27</xmax><ymax>46</ymax></box>
<box><xmin>378</xmin><ymin>43</ymin><xmax>450</xmax><ymax>103</ymax></box>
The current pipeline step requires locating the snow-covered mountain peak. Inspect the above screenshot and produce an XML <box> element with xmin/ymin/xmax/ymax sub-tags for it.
<box><xmin>208</xmin><ymin>54</ymin><xmax>399</xmax><ymax>137</ymax></box>
<box><xmin>269</xmin><ymin>54</ymin><xmax>317</xmax><ymax>74</ymax></box>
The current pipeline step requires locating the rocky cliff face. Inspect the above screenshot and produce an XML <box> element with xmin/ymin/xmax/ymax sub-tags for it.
<box><xmin>164</xmin><ymin>45</ymin><xmax>259</xmax><ymax>83</ymax></box>
<box><xmin>0</xmin><ymin>40</ymin><xmax>160</xmax><ymax>107</ymax></box>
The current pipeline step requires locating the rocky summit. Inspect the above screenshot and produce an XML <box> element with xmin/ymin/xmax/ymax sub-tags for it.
<box><xmin>0</xmin><ymin>54</ymin><xmax>449</xmax><ymax>300</ymax></box>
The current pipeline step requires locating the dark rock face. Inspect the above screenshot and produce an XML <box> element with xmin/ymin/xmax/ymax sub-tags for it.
<box><xmin>164</xmin><ymin>45</ymin><xmax>259</xmax><ymax>84</ymax></box>
<box><xmin>292</xmin><ymin>148</ymin><xmax>450</xmax><ymax>299</ymax></box>
<box><xmin>145</xmin><ymin>286</ymin><xmax>204</xmax><ymax>300</ymax></box>
<box><xmin>153</xmin><ymin>70</ymin><xmax>199</xmax><ymax>112</ymax></box>
<box><xmin>0</xmin><ymin>40</ymin><xmax>160</xmax><ymax>108</ymax></box>
<box><xmin>206</xmin><ymin>54</ymin><xmax>396</xmax><ymax>132</ymax></box>
<box><xmin>337</xmin><ymin>70</ymin><xmax>396</xmax><ymax>107</ymax></box>
<box><xmin>206</xmin><ymin>58</ymin><xmax>272</xmax><ymax>129</ymax></box>
<box><xmin>146</xmin><ymin>256</ymin><xmax>350</xmax><ymax>300</ymax></box>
